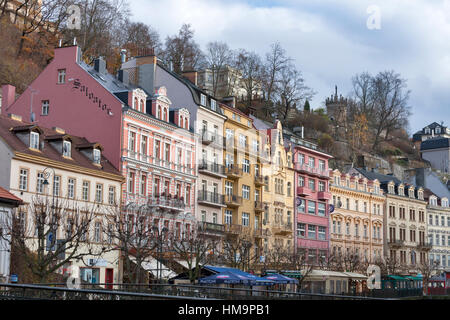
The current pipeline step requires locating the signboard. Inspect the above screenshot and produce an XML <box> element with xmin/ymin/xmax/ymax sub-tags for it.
<box><xmin>10</xmin><ymin>274</ymin><xmax>18</xmax><ymax>283</ymax></box>
<box><xmin>329</xmin><ymin>204</ymin><xmax>335</xmax><ymax>213</ymax></box>
<box><xmin>296</xmin><ymin>197</ymin><xmax>302</xmax><ymax>207</ymax></box>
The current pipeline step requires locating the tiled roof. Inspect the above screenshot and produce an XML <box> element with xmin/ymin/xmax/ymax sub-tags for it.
<box><xmin>421</xmin><ymin>137</ymin><xmax>450</xmax><ymax>151</ymax></box>
<box><xmin>0</xmin><ymin>115</ymin><xmax>120</xmax><ymax>176</ymax></box>
<box><xmin>0</xmin><ymin>186</ymin><xmax>22</xmax><ymax>205</ymax></box>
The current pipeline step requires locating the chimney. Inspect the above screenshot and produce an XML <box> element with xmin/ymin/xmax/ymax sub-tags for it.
<box><xmin>182</xmin><ymin>71</ymin><xmax>198</xmax><ymax>86</ymax></box>
<box><xmin>94</xmin><ymin>57</ymin><xmax>107</xmax><ymax>74</ymax></box>
<box><xmin>118</xmin><ymin>69</ymin><xmax>129</xmax><ymax>86</ymax></box>
<box><xmin>1</xmin><ymin>85</ymin><xmax>16</xmax><ymax>114</ymax></box>
<box><xmin>120</xmin><ymin>49</ymin><xmax>127</xmax><ymax>63</ymax></box>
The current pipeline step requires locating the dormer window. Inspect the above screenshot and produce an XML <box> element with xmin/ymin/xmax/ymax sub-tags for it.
<box><xmin>430</xmin><ymin>197</ymin><xmax>437</xmax><ymax>206</ymax></box>
<box><xmin>63</xmin><ymin>140</ymin><xmax>71</xmax><ymax>157</ymax></box>
<box><xmin>418</xmin><ymin>190</ymin><xmax>424</xmax><ymax>200</ymax></box>
<box><xmin>211</xmin><ymin>99</ymin><xmax>217</xmax><ymax>111</ymax></box>
<box><xmin>442</xmin><ymin>198</ymin><xmax>449</xmax><ymax>207</ymax></box>
<box><xmin>388</xmin><ymin>184</ymin><xmax>394</xmax><ymax>194</ymax></box>
<box><xmin>30</xmin><ymin>131</ymin><xmax>39</xmax><ymax>149</ymax></box>
<box><xmin>409</xmin><ymin>188</ymin><xmax>414</xmax><ymax>198</ymax></box>
<box><xmin>424</xmin><ymin>127</ymin><xmax>430</xmax><ymax>134</ymax></box>
<box><xmin>140</xmin><ymin>99</ymin><xmax>144</xmax><ymax>112</ymax></box>
<box><xmin>436</xmin><ymin>126</ymin><xmax>441</xmax><ymax>134</ymax></box>
<box><xmin>93</xmin><ymin>149</ymin><xmax>101</xmax><ymax>164</ymax></box>
<box><xmin>398</xmin><ymin>186</ymin><xmax>404</xmax><ymax>196</ymax></box>
<box><xmin>201</xmin><ymin>94</ymin><xmax>206</xmax><ymax>106</ymax></box>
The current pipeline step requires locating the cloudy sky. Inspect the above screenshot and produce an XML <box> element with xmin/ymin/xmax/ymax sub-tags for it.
<box><xmin>128</xmin><ymin>0</ymin><xmax>450</xmax><ymax>134</ymax></box>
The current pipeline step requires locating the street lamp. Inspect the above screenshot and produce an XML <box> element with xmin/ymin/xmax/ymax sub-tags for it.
<box><xmin>42</xmin><ymin>167</ymin><xmax>57</xmax><ymax>251</ymax></box>
<box><xmin>152</xmin><ymin>225</ymin><xmax>168</xmax><ymax>284</ymax></box>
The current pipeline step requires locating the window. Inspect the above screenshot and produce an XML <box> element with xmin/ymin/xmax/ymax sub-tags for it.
<box><xmin>242</xmin><ymin>213</ymin><xmax>249</xmax><ymax>227</ymax></box>
<box><xmin>63</xmin><ymin>140</ymin><xmax>71</xmax><ymax>157</ymax></box>
<box><xmin>298</xmin><ymin>153</ymin><xmax>305</xmax><ymax>164</ymax></box>
<box><xmin>140</xmin><ymin>174</ymin><xmax>146</xmax><ymax>195</ymax></box>
<box><xmin>297</xmin><ymin>223</ymin><xmax>306</xmax><ymax>237</ymax></box>
<box><xmin>318</xmin><ymin>226</ymin><xmax>326</xmax><ymax>240</ymax></box>
<box><xmin>242</xmin><ymin>185</ymin><xmax>250</xmax><ymax>200</ymax></box>
<box><xmin>30</xmin><ymin>132</ymin><xmax>39</xmax><ymax>149</ymax></box>
<box><xmin>201</xmin><ymin>211</ymin><xmax>206</xmax><ymax>222</ymax></box>
<box><xmin>442</xmin><ymin>216</ymin><xmax>445</xmax><ymax>226</ymax></box>
<box><xmin>57</xmin><ymin>69</ymin><xmax>66</xmax><ymax>84</ymax></box>
<box><xmin>201</xmin><ymin>94</ymin><xmax>206</xmax><ymax>106</ymax></box>
<box><xmin>346</xmin><ymin>222</ymin><xmax>350</xmax><ymax>235</ymax></box>
<box><xmin>318</xmin><ymin>202</ymin><xmax>326</xmax><ymax>217</ymax></box>
<box><xmin>95</xmin><ymin>184</ymin><xmax>103</xmax><ymax>203</ymax></box>
<box><xmin>243</xmin><ymin>158</ymin><xmax>250</xmax><ymax>173</ymax></box>
<box><xmin>42</xmin><ymin>100</ymin><xmax>49</xmax><ymax>115</ymax></box>
<box><xmin>318</xmin><ymin>160</ymin><xmax>325</xmax><ymax>172</ymax></box>
<box><xmin>19</xmin><ymin>169</ymin><xmax>28</xmax><ymax>191</ymax></box>
<box><xmin>36</xmin><ymin>172</ymin><xmax>45</xmax><ymax>194</ymax></box>
<box><xmin>128</xmin><ymin>131</ymin><xmax>136</xmax><ymax>152</ymax></box>
<box><xmin>308</xmin><ymin>225</ymin><xmax>316</xmax><ymax>239</ymax></box>
<box><xmin>82</xmin><ymin>181</ymin><xmax>89</xmax><ymax>201</ymax></box>
<box><xmin>211</xmin><ymin>99</ymin><xmax>217</xmax><ymax>111</ymax></box>
<box><xmin>108</xmin><ymin>186</ymin><xmax>115</xmax><ymax>205</ymax></box>
<box><xmin>298</xmin><ymin>176</ymin><xmax>305</xmax><ymax>187</ymax></box>
<box><xmin>93</xmin><ymin>149</ymin><xmax>101</xmax><ymax>164</ymax></box>
<box><xmin>308</xmin><ymin>201</ymin><xmax>316</xmax><ymax>215</ymax></box>
<box><xmin>68</xmin><ymin>178</ymin><xmax>75</xmax><ymax>199</ymax></box>
<box><xmin>318</xmin><ymin>181</ymin><xmax>325</xmax><ymax>192</ymax></box>
<box><xmin>53</xmin><ymin>175</ymin><xmax>60</xmax><ymax>196</ymax></box>
<box><xmin>128</xmin><ymin>172</ymin><xmax>135</xmax><ymax>193</ymax></box>
<box><xmin>94</xmin><ymin>222</ymin><xmax>101</xmax><ymax>242</ymax></box>
<box><xmin>225</xmin><ymin>210</ymin><xmax>232</xmax><ymax>225</ymax></box>
<box><xmin>287</xmin><ymin>182</ymin><xmax>292</xmax><ymax>196</ymax></box>
<box><xmin>239</xmin><ymin>134</ymin><xmax>247</xmax><ymax>148</ymax></box>
<box><xmin>308</xmin><ymin>179</ymin><xmax>315</xmax><ymax>191</ymax></box>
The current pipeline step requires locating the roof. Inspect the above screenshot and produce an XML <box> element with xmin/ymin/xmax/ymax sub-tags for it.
<box><xmin>0</xmin><ymin>114</ymin><xmax>121</xmax><ymax>176</ymax></box>
<box><xmin>0</xmin><ymin>187</ymin><xmax>22</xmax><ymax>206</ymax></box>
<box><xmin>421</xmin><ymin>137</ymin><xmax>450</xmax><ymax>151</ymax></box>
<box><xmin>353</xmin><ymin>168</ymin><xmax>402</xmax><ymax>185</ymax></box>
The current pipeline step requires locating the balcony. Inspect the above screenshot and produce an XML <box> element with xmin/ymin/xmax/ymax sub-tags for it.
<box><xmin>388</xmin><ymin>239</ymin><xmax>405</xmax><ymax>248</ymax></box>
<box><xmin>224</xmin><ymin>194</ymin><xmax>243</xmax><ymax>208</ymax></box>
<box><xmin>254</xmin><ymin>175</ymin><xmax>268</xmax><ymax>187</ymax></box>
<box><xmin>198</xmin><ymin>222</ymin><xmax>225</xmax><ymax>234</ymax></box>
<box><xmin>224</xmin><ymin>224</ymin><xmax>242</xmax><ymax>235</ymax></box>
<box><xmin>271</xmin><ymin>222</ymin><xmax>293</xmax><ymax>236</ymax></box>
<box><xmin>198</xmin><ymin>161</ymin><xmax>226</xmax><ymax>178</ymax></box>
<box><xmin>254</xmin><ymin>201</ymin><xmax>265</xmax><ymax>213</ymax></box>
<box><xmin>225</xmin><ymin>166</ymin><xmax>243</xmax><ymax>179</ymax></box>
<box><xmin>147</xmin><ymin>196</ymin><xmax>186</xmax><ymax>213</ymax></box>
<box><xmin>200</xmin><ymin>130</ymin><xmax>222</xmax><ymax>147</ymax></box>
<box><xmin>297</xmin><ymin>186</ymin><xmax>312</xmax><ymax>197</ymax></box>
<box><xmin>417</xmin><ymin>242</ymin><xmax>432</xmax><ymax>251</ymax></box>
<box><xmin>294</xmin><ymin>163</ymin><xmax>329</xmax><ymax>178</ymax></box>
<box><xmin>253</xmin><ymin>228</ymin><xmax>270</xmax><ymax>239</ymax></box>
<box><xmin>197</xmin><ymin>191</ymin><xmax>226</xmax><ymax>208</ymax></box>
<box><xmin>317</xmin><ymin>191</ymin><xmax>331</xmax><ymax>201</ymax></box>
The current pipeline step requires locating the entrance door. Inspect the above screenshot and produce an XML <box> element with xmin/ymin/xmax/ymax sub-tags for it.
<box><xmin>105</xmin><ymin>268</ymin><xmax>114</xmax><ymax>290</ymax></box>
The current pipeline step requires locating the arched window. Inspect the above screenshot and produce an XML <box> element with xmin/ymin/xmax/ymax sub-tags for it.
<box><xmin>140</xmin><ymin>99</ymin><xmax>144</xmax><ymax>112</ymax></box>
<box><xmin>163</xmin><ymin>108</ymin><xmax>167</xmax><ymax>121</ymax></box>
<box><xmin>134</xmin><ymin>97</ymin><xmax>138</xmax><ymax>110</ymax></box>
<box><xmin>157</xmin><ymin>106</ymin><xmax>161</xmax><ymax>118</ymax></box>
<box><xmin>185</xmin><ymin>117</ymin><xmax>188</xmax><ymax>129</ymax></box>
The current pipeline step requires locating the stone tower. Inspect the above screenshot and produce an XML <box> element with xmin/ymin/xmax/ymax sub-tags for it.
<box><xmin>326</xmin><ymin>86</ymin><xmax>348</xmax><ymax>139</ymax></box>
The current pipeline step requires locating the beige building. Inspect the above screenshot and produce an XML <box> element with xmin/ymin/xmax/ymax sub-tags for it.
<box><xmin>351</xmin><ymin>168</ymin><xmax>430</xmax><ymax>275</ymax></box>
<box><xmin>0</xmin><ymin>114</ymin><xmax>124</xmax><ymax>286</ymax></box>
<box><xmin>329</xmin><ymin>169</ymin><xmax>384</xmax><ymax>264</ymax></box>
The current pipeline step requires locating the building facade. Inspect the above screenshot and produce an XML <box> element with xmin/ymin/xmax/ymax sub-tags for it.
<box><xmin>0</xmin><ymin>114</ymin><xmax>123</xmax><ymax>285</ymax></box>
<box><xmin>420</xmin><ymin>137</ymin><xmax>450</xmax><ymax>174</ymax></box>
<box><xmin>0</xmin><ymin>187</ymin><xmax>22</xmax><ymax>283</ymax></box>
<box><xmin>292</xmin><ymin>139</ymin><xmax>332</xmax><ymax>264</ymax></box>
<box><xmin>351</xmin><ymin>168</ymin><xmax>430</xmax><ymax>275</ymax></box>
<box><xmin>329</xmin><ymin>169</ymin><xmax>384</xmax><ymax>264</ymax></box>
<box><xmin>425</xmin><ymin>191</ymin><xmax>450</xmax><ymax>271</ymax></box>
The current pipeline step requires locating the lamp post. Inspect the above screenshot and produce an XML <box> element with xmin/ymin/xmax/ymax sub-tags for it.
<box><xmin>152</xmin><ymin>225</ymin><xmax>168</xmax><ymax>284</ymax></box>
<box><xmin>42</xmin><ymin>167</ymin><xmax>56</xmax><ymax>251</ymax></box>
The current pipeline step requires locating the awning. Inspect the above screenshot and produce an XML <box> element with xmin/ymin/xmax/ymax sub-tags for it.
<box><xmin>387</xmin><ymin>275</ymin><xmax>405</xmax><ymax>281</ymax></box>
<box><xmin>263</xmin><ymin>273</ymin><xmax>299</xmax><ymax>284</ymax></box>
<box><xmin>130</xmin><ymin>256</ymin><xmax>177</xmax><ymax>279</ymax></box>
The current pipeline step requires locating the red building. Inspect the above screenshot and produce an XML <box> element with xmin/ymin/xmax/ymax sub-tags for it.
<box><xmin>291</xmin><ymin>140</ymin><xmax>332</xmax><ymax>264</ymax></box>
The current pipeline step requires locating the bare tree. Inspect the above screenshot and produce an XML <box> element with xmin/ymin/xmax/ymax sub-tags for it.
<box><xmin>170</xmin><ymin>225</ymin><xmax>218</xmax><ymax>284</ymax></box>
<box><xmin>418</xmin><ymin>260</ymin><xmax>440</xmax><ymax>295</ymax></box>
<box><xmin>162</xmin><ymin>23</ymin><xmax>204</xmax><ymax>74</ymax></box>
<box><xmin>2</xmin><ymin>195</ymin><xmax>108</xmax><ymax>283</ymax></box>
<box><xmin>235</xmin><ymin>49</ymin><xmax>263</xmax><ymax>107</ymax></box>
<box><xmin>119</xmin><ymin>20</ymin><xmax>162</xmax><ymax>56</ymax></box>
<box><xmin>222</xmin><ymin>233</ymin><xmax>259</xmax><ymax>272</ymax></box>
<box><xmin>202</xmin><ymin>41</ymin><xmax>233</xmax><ymax>97</ymax></box>
<box><xmin>285</xmin><ymin>248</ymin><xmax>313</xmax><ymax>289</ymax></box>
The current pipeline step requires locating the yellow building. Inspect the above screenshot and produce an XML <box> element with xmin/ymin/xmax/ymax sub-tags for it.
<box><xmin>256</xmin><ymin>120</ymin><xmax>294</xmax><ymax>253</ymax></box>
<box><xmin>329</xmin><ymin>169</ymin><xmax>385</xmax><ymax>265</ymax></box>
<box><xmin>221</xmin><ymin>104</ymin><xmax>267</xmax><ymax>258</ymax></box>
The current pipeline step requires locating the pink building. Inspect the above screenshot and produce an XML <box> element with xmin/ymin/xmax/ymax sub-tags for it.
<box><xmin>2</xmin><ymin>45</ymin><xmax>198</xmax><ymax>234</ymax></box>
<box><xmin>292</xmin><ymin>141</ymin><xmax>333</xmax><ymax>264</ymax></box>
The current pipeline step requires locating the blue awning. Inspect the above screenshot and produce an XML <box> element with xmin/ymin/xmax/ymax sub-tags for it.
<box><xmin>263</xmin><ymin>273</ymin><xmax>299</xmax><ymax>284</ymax></box>
<box><xmin>199</xmin><ymin>271</ymin><xmax>253</xmax><ymax>285</ymax></box>
<box><xmin>202</xmin><ymin>266</ymin><xmax>275</xmax><ymax>286</ymax></box>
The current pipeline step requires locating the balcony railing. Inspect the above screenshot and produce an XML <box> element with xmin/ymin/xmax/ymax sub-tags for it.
<box><xmin>294</xmin><ymin>163</ymin><xmax>329</xmax><ymax>178</ymax></box>
<box><xmin>224</xmin><ymin>194</ymin><xmax>243</xmax><ymax>207</ymax></box>
<box><xmin>254</xmin><ymin>201</ymin><xmax>265</xmax><ymax>212</ymax></box>
<box><xmin>224</xmin><ymin>224</ymin><xmax>242</xmax><ymax>235</ymax></box>
<box><xmin>254</xmin><ymin>175</ymin><xmax>268</xmax><ymax>186</ymax></box>
<box><xmin>198</xmin><ymin>161</ymin><xmax>226</xmax><ymax>177</ymax></box>
<box><xmin>200</xmin><ymin>130</ymin><xmax>222</xmax><ymax>147</ymax></box>
<box><xmin>198</xmin><ymin>222</ymin><xmax>225</xmax><ymax>233</ymax></box>
<box><xmin>225</xmin><ymin>166</ymin><xmax>243</xmax><ymax>179</ymax></box>
<box><xmin>271</xmin><ymin>222</ymin><xmax>293</xmax><ymax>235</ymax></box>
<box><xmin>253</xmin><ymin>228</ymin><xmax>270</xmax><ymax>238</ymax></box>
<box><xmin>417</xmin><ymin>241</ymin><xmax>433</xmax><ymax>250</ymax></box>
<box><xmin>388</xmin><ymin>239</ymin><xmax>405</xmax><ymax>247</ymax></box>
<box><xmin>317</xmin><ymin>191</ymin><xmax>331</xmax><ymax>201</ymax></box>
<box><xmin>197</xmin><ymin>191</ymin><xmax>225</xmax><ymax>207</ymax></box>
<box><xmin>297</xmin><ymin>186</ymin><xmax>312</xmax><ymax>197</ymax></box>
<box><xmin>147</xmin><ymin>196</ymin><xmax>186</xmax><ymax>212</ymax></box>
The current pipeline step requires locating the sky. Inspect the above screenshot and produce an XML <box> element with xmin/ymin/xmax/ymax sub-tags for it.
<box><xmin>128</xmin><ymin>0</ymin><xmax>450</xmax><ymax>134</ymax></box>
